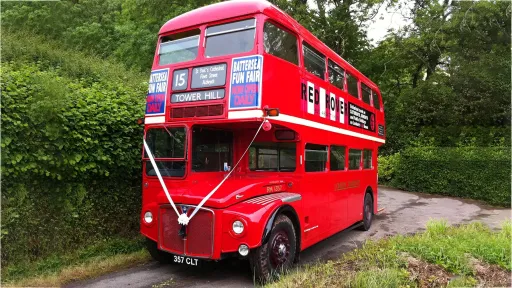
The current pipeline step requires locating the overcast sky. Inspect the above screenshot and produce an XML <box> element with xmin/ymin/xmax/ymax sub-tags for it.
<box><xmin>304</xmin><ymin>0</ymin><xmax>411</xmax><ymax>45</ymax></box>
<box><xmin>367</xmin><ymin>3</ymin><xmax>410</xmax><ymax>44</ymax></box>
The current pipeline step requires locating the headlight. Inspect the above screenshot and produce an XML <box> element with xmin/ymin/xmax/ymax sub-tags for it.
<box><xmin>238</xmin><ymin>244</ymin><xmax>249</xmax><ymax>256</ymax></box>
<box><xmin>144</xmin><ymin>211</ymin><xmax>153</xmax><ymax>224</ymax></box>
<box><xmin>232</xmin><ymin>220</ymin><xmax>244</xmax><ymax>234</ymax></box>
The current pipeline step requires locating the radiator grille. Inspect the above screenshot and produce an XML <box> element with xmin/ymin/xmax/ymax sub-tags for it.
<box><xmin>170</xmin><ymin>104</ymin><xmax>223</xmax><ymax>119</ymax></box>
<box><xmin>159</xmin><ymin>206</ymin><xmax>214</xmax><ymax>258</ymax></box>
<box><xmin>159</xmin><ymin>209</ymin><xmax>184</xmax><ymax>255</ymax></box>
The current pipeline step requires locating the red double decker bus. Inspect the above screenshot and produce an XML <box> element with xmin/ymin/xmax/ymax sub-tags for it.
<box><xmin>141</xmin><ymin>0</ymin><xmax>385</xmax><ymax>281</ymax></box>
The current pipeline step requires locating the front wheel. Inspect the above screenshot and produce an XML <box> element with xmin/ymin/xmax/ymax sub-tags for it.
<box><xmin>251</xmin><ymin>215</ymin><xmax>297</xmax><ymax>284</ymax></box>
<box><xmin>358</xmin><ymin>192</ymin><xmax>374</xmax><ymax>231</ymax></box>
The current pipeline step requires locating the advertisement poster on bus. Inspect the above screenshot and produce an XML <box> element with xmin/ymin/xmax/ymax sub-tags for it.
<box><xmin>146</xmin><ymin>68</ymin><xmax>169</xmax><ymax>115</ymax></box>
<box><xmin>229</xmin><ymin>55</ymin><xmax>263</xmax><ymax>110</ymax></box>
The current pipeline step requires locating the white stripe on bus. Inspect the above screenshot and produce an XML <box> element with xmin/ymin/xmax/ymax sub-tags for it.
<box><xmin>227</xmin><ymin>110</ymin><xmax>385</xmax><ymax>143</ymax></box>
<box><xmin>145</xmin><ymin>116</ymin><xmax>165</xmax><ymax>124</ymax></box>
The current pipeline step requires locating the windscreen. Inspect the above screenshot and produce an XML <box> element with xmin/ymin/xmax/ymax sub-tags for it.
<box><xmin>192</xmin><ymin>127</ymin><xmax>233</xmax><ymax>172</ymax></box>
<box><xmin>144</xmin><ymin>127</ymin><xmax>186</xmax><ymax>177</ymax></box>
<box><xmin>205</xmin><ymin>18</ymin><xmax>255</xmax><ymax>58</ymax></box>
<box><xmin>159</xmin><ymin>29</ymin><xmax>200</xmax><ymax>66</ymax></box>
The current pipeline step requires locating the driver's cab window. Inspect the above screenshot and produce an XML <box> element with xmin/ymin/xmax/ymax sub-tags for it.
<box><xmin>192</xmin><ymin>127</ymin><xmax>233</xmax><ymax>172</ymax></box>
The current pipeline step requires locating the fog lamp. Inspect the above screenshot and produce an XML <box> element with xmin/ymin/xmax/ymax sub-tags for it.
<box><xmin>238</xmin><ymin>244</ymin><xmax>249</xmax><ymax>256</ymax></box>
<box><xmin>144</xmin><ymin>211</ymin><xmax>153</xmax><ymax>224</ymax></box>
<box><xmin>232</xmin><ymin>220</ymin><xmax>244</xmax><ymax>234</ymax></box>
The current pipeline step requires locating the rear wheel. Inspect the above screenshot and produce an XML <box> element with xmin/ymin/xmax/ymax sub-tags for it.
<box><xmin>145</xmin><ymin>238</ymin><xmax>172</xmax><ymax>264</ymax></box>
<box><xmin>251</xmin><ymin>215</ymin><xmax>296</xmax><ymax>284</ymax></box>
<box><xmin>358</xmin><ymin>192</ymin><xmax>373</xmax><ymax>231</ymax></box>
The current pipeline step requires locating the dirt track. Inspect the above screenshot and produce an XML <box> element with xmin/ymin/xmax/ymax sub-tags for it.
<box><xmin>67</xmin><ymin>187</ymin><xmax>511</xmax><ymax>288</ymax></box>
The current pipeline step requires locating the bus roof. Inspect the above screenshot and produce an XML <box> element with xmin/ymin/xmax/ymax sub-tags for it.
<box><xmin>158</xmin><ymin>0</ymin><xmax>379</xmax><ymax>91</ymax></box>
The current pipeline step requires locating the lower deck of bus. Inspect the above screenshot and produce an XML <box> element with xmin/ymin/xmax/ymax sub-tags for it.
<box><xmin>143</xmin><ymin>120</ymin><xmax>379</xmax><ymax>249</ymax></box>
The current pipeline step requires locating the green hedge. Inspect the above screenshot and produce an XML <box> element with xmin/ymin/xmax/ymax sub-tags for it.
<box><xmin>1</xmin><ymin>31</ymin><xmax>147</xmax><ymax>267</ymax></box>
<box><xmin>380</xmin><ymin>147</ymin><xmax>511</xmax><ymax>206</ymax></box>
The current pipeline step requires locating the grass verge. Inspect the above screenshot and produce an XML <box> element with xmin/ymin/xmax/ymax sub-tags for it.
<box><xmin>268</xmin><ymin>220</ymin><xmax>511</xmax><ymax>288</ymax></box>
<box><xmin>2</xmin><ymin>237</ymin><xmax>150</xmax><ymax>287</ymax></box>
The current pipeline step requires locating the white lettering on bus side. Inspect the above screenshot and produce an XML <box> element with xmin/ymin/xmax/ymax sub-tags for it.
<box><xmin>307</xmin><ymin>81</ymin><xmax>314</xmax><ymax>115</ymax></box>
<box><xmin>319</xmin><ymin>88</ymin><xmax>326</xmax><ymax>118</ymax></box>
<box><xmin>330</xmin><ymin>92</ymin><xmax>336</xmax><ymax>121</ymax></box>
<box><xmin>339</xmin><ymin>97</ymin><xmax>345</xmax><ymax>124</ymax></box>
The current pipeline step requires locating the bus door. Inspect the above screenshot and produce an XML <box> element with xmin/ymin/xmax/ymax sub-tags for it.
<box><xmin>301</xmin><ymin>143</ymin><xmax>331</xmax><ymax>242</ymax></box>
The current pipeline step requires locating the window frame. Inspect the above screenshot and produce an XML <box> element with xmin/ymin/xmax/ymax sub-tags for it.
<box><xmin>305</xmin><ymin>143</ymin><xmax>328</xmax><ymax>172</ymax></box>
<box><xmin>363</xmin><ymin>149</ymin><xmax>373</xmax><ymax>170</ymax></box>
<box><xmin>204</xmin><ymin>17</ymin><xmax>257</xmax><ymax>58</ymax></box>
<box><xmin>372</xmin><ymin>90</ymin><xmax>381</xmax><ymax>110</ymax></box>
<box><xmin>348</xmin><ymin>148</ymin><xmax>362</xmax><ymax>171</ymax></box>
<box><xmin>361</xmin><ymin>83</ymin><xmax>372</xmax><ymax>106</ymax></box>
<box><xmin>143</xmin><ymin>125</ymin><xmax>188</xmax><ymax>178</ymax></box>
<box><xmin>263</xmin><ymin>20</ymin><xmax>299</xmax><ymax>66</ymax></box>
<box><xmin>191</xmin><ymin>126</ymin><xmax>234</xmax><ymax>173</ymax></box>
<box><xmin>158</xmin><ymin>29</ymin><xmax>201</xmax><ymax>66</ymax></box>
<box><xmin>328</xmin><ymin>59</ymin><xmax>345</xmax><ymax>91</ymax></box>
<box><xmin>329</xmin><ymin>145</ymin><xmax>346</xmax><ymax>171</ymax></box>
<box><xmin>302</xmin><ymin>41</ymin><xmax>326</xmax><ymax>80</ymax></box>
<box><xmin>346</xmin><ymin>73</ymin><xmax>359</xmax><ymax>99</ymax></box>
<box><xmin>249</xmin><ymin>143</ymin><xmax>296</xmax><ymax>172</ymax></box>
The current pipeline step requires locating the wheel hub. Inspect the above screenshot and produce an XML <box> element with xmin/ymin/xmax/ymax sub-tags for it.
<box><xmin>270</xmin><ymin>232</ymin><xmax>290</xmax><ymax>268</ymax></box>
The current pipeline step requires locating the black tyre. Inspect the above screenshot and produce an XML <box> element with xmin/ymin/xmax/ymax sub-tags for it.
<box><xmin>358</xmin><ymin>192</ymin><xmax>373</xmax><ymax>231</ymax></box>
<box><xmin>145</xmin><ymin>238</ymin><xmax>172</xmax><ymax>264</ymax></box>
<box><xmin>251</xmin><ymin>215</ymin><xmax>297</xmax><ymax>284</ymax></box>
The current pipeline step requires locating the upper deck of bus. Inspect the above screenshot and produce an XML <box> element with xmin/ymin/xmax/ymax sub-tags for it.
<box><xmin>145</xmin><ymin>0</ymin><xmax>385</xmax><ymax>145</ymax></box>
<box><xmin>156</xmin><ymin>0</ymin><xmax>379</xmax><ymax>91</ymax></box>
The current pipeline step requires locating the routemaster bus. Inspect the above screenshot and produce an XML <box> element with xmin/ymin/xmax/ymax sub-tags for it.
<box><xmin>141</xmin><ymin>0</ymin><xmax>385</xmax><ymax>282</ymax></box>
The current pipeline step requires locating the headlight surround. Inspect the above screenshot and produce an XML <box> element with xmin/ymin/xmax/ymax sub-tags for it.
<box><xmin>144</xmin><ymin>211</ymin><xmax>153</xmax><ymax>224</ymax></box>
<box><xmin>232</xmin><ymin>220</ymin><xmax>244</xmax><ymax>234</ymax></box>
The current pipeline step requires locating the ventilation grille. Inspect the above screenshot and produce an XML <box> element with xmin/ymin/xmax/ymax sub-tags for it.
<box><xmin>170</xmin><ymin>104</ymin><xmax>224</xmax><ymax>119</ymax></box>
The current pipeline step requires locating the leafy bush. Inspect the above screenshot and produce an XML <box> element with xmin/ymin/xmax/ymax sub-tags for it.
<box><xmin>1</xmin><ymin>32</ymin><xmax>147</xmax><ymax>267</ymax></box>
<box><xmin>377</xmin><ymin>153</ymin><xmax>399</xmax><ymax>184</ymax></box>
<box><xmin>379</xmin><ymin>147</ymin><xmax>510</xmax><ymax>206</ymax></box>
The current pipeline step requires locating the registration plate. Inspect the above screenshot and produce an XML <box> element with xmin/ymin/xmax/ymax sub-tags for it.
<box><xmin>173</xmin><ymin>255</ymin><xmax>199</xmax><ymax>266</ymax></box>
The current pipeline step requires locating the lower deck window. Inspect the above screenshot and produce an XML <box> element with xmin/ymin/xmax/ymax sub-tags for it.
<box><xmin>349</xmin><ymin>149</ymin><xmax>362</xmax><ymax>170</ymax></box>
<box><xmin>249</xmin><ymin>143</ymin><xmax>296</xmax><ymax>172</ymax></box>
<box><xmin>305</xmin><ymin>144</ymin><xmax>327</xmax><ymax>172</ymax></box>
<box><xmin>363</xmin><ymin>149</ymin><xmax>373</xmax><ymax>169</ymax></box>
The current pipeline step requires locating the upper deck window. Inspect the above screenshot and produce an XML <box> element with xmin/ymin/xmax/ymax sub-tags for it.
<box><xmin>347</xmin><ymin>73</ymin><xmax>359</xmax><ymax>98</ymax></box>
<box><xmin>361</xmin><ymin>83</ymin><xmax>371</xmax><ymax>105</ymax></box>
<box><xmin>263</xmin><ymin>22</ymin><xmax>298</xmax><ymax>65</ymax></box>
<box><xmin>373</xmin><ymin>90</ymin><xmax>381</xmax><ymax>110</ymax></box>
<box><xmin>303</xmin><ymin>42</ymin><xmax>325</xmax><ymax>79</ymax></box>
<box><xmin>159</xmin><ymin>29</ymin><xmax>200</xmax><ymax>66</ymax></box>
<box><xmin>328</xmin><ymin>60</ymin><xmax>345</xmax><ymax>90</ymax></box>
<box><xmin>205</xmin><ymin>18</ymin><xmax>256</xmax><ymax>58</ymax></box>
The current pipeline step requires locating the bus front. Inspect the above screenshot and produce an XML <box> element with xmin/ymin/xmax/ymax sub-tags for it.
<box><xmin>140</xmin><ymin>3</ymin><xmax>302</xmax><ymax>281</ymax></box>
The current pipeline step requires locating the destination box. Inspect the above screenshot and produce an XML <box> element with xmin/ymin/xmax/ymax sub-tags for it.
<box><xmin>171</xmin><ymin>89</ymin><xmax>225</xmax><ymax>103</ymax></box>
<box><xmin>191</xmin><ymin>63</ymin><xmax>227</xmax><ymax>89</ymax></box>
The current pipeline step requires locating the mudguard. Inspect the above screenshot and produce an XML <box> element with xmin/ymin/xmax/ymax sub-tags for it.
<box><xmin>220</xmin><ymin>192</ymin><xmax>302</xmax><ymax>254</ymax></box>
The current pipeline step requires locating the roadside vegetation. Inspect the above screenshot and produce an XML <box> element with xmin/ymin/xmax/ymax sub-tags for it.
<box><xmin>269</xmin><ymin>220</ymin><xmax>512</xmax><ymax>288</ymax></box>
<box><xmin>2</xmin><ymin>237</ymin><xmax>149</xmax><ymax>287</ymax></box>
